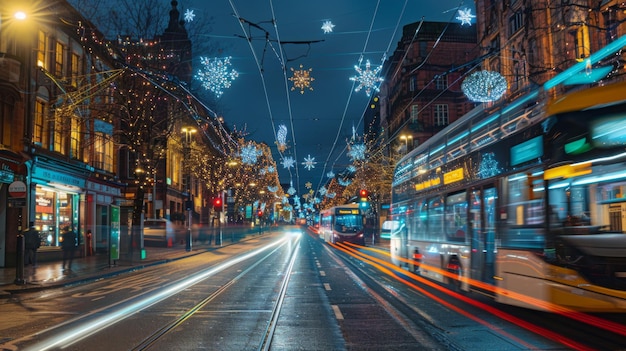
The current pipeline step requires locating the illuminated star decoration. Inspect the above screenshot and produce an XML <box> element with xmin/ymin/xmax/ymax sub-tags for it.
<box><xmin>302</xmin><ymin>155</ymin><xmax>317</xmax><ymax>170</ymax></box>
<box><xmin>184</xmin><ymin>9</ymin><xmax>195</xmax><ymax>22</ymax></box>
<box><xmin>321</xmin><ymin>20</ymin><xmax>335</xmax><ymax>33</ymax></box>
<box><xmin>276</xmin><ymin>124</ymin><xmax>287</xmax><ymax>152</ymax></box>
<box><xmin>289</xmin><ymin>64</ymin><xmax>314</xmax><ymax>94</ymax></box>
<box><xmin>196</xmin><ymin>56</ymin><xmax>239</xmax><ymax>98</ymax></box>
<box><xmin>305</xmin><ymin>182</ymin><xmax>312</xmax><ymax>189</ymax></box>
<box><xmin>326</xmin><ymin>170</ymin><xmax>335</xmax><ymax>178</ymax></box>
<box><xmin>461</xmin><ymin>70</ymin><xmax>507</xmax><ymax>102</ymax></box>
<box><xmin>281</xmin><ymin>156</ymin><xmax>295</xmax><ymax>169</ymax></box>
<box><xmin>347</xmin><ymin>143</ymin><xmax>366</xmax><ymax>161</ymax></box>
<box><xmin>456</xmin><ymin>8</ymin><xmax>476</xmax><ymax>26</ymax></box>
<box><xmin>240</xmin><ymin>144</ymin><xmax>262</xmax><ymax>165</ymax></box>
<box><xmin>349</xmin><ymin>60</ymin><xmax>384</xmax><ymax>96</ymax></box>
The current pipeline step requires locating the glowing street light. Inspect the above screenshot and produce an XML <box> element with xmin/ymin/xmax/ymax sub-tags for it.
<box><xmin>400</xmin><ymin>134</ymin><xmax>413</xmax><ymax>153</ymax></box>
<box><xmin>182</xmin><ymin>127</ymin><xmax>196</xmax><ymax>252</ymax></box>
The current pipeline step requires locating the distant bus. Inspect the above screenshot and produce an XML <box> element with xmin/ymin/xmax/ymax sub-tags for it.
<box><xmin>390</xmin><ymin>80</ymin><xmax>626</xmax><ymax>312</ymax></box>
<box><xmin>319</xmin><ymin>204</ymin><xmax>366</xmax><ymax>245</ymax></box>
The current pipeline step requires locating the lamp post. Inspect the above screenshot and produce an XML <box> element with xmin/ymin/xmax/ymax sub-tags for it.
<box><xmin>182</xmin><ymin>127</ymin><xmax>196</xmax><ymax>252</ymax></box>
<box><xmin>400</xmin><ymin>135</ymin><xmax>413</xmax><ymax>154</ymax></box>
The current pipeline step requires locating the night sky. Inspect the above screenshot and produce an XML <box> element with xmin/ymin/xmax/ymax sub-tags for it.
<box><xmin>197</xmin><ymin>1</ymin><xmax>476</xmax><ymax>196</ymax></box>
<box><xmin>77</xmin><ymin>0</ymin><xmax>476</xmax><ymax>196</ymax></box>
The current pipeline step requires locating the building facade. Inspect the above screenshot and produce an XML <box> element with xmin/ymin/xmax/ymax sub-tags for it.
<box><xmin>379</xmin><ymin>21</ymin><xmax>479</xmax><ymax>153</ymax></box>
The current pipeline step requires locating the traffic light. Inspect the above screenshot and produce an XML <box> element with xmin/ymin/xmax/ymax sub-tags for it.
<box><xmin>213</xmin><ymin>197</ymin><xmax>223</xmax><ymax>212</ymax></box>
<box><xmin>359</xmin><ymin>189</ymin><xmax>369</xmax><ymax>201</ymax></box>
<box><xmin>257</xmin><ymin>209</ymin><xmax>263</xmax><ymax>217</ymax></box>
<box><xmin>359</xmin><ymin>189</ymin><xmax>370</xmax><ymax>209</ymax></box>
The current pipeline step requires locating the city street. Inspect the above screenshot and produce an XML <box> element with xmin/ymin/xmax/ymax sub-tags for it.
<box><xmin>2</xmin><ymin>226</ymin><xmax>624</xmax><ymax>350</ymax></box>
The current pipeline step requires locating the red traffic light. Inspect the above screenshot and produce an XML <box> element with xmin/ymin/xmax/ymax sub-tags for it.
<box><xmin>359</xmin><ymin>189</ymin><xmax>368</xmax><ymax>198</ymax></box>
<box><xmin>213</xmin><ymin>197</ymin><xmax>223</xmax><ymax>211</ymax></box>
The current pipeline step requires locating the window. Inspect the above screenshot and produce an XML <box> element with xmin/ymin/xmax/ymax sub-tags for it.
<box><xmin>409</xmin><ymin>76</ymin><xmax>417</xmax><ymax>92</ymax></box>
<box><xmin>33</xmin><ymin>100</ymin><xmax>46</xmax><ymax>146</ymax></box>
<box><xmin>426</xmin><ymin>196</ymin><xmax>444</xmax><ymax>241</ymax></box>
<box><xmin>445</xmin><ymin>192</ymin><xmax>467</xmax><ymax>242</ymax></box>
<box><xmin>55</xmin><ymin>41</ymin><xmax>64</xmax><ymax>77</ymax></box>
<box><xmin>53</xmin><ymin>111</ymin><xmax>67</xmax><ymax>154</ymax></box>
<box><xmin>410</xmin><ymin>104</ymin><xmax>419</xmax><ymax>122</ymax></box>
<box><xmin>0</xmin><ymin>93</ymin><xmax>15</xmax><ymax>147</ymax></box>
<box><xmin>94</xmin><ymin>132</ymin><xmax>114</xmax><ymax>172</ymax></box>
<box><xmin>435</xmin><ymin>75</ymin><xmax>447</xmax><ymax>90</ymax></box>
<box><xmin>508</xmin><ymin>10</ymin><xmax>524</xmax><ymax>35</ymax></box>
<box><xmin>71</xmin><ymin>52</ymin><xmax>81</xmax><ymax>88</ymax></box>
<box><xmin>434</xmin><ymin>104</ymin><xmax>449</xmax><ymax>126</ymax></box>
<box><xmin>37</xmin><ymin>30</ymin><xmax>48</xmax><ymax>69</ymax></box>
<box><xmin>70</xmin><ymin>116</ymin><xmax>81</xmax><ymax>159</ymax></box>
<box><xmin>569</xmin><ymin>25</ymin><xmax>590</xmax><ymax>60</ymax></box>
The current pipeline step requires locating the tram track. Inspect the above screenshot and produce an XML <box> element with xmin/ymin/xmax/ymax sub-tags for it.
<box><xmin>130</xmin><ymin>236</ymin><xmax>299</xmax><ymax>351</ymax></box>
<box><xmin>10</xmin><ymin>235</ymin><xmax>300</xmax><ymax>351</ymax></box>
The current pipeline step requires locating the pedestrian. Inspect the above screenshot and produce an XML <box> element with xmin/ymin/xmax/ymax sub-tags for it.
<box><xmin>86</xmin><ymin>229</ymin><xmax>93</xmax><ymax>256</ymax></box>
<box><xmin>61</xmin><ymin>226</ymin><xmax>78</xmax><ymax>271</ymax></box>
<box><xmin>24</xmin><ymin>223</ymin><xmax>40</xmax><ymax>267</ymax></box>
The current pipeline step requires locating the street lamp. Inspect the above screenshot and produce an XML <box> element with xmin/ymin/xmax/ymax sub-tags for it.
<box><xmin>182</xmin><ymin>127</ymin><xmax>196</xmax><ymax>252</ymax></box>
<box><xmin>400</xmin><ymin>134</ymin><xmax>413</xmax><ymax>154</ymax></box>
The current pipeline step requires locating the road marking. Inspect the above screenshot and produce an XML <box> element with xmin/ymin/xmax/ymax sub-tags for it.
<box><xmin>320</xmin><ymin>270</ymin><xmax>326</xmax><ymax>276</ymax></box>
<box><xmin>331</xmin><ymin>305</ymin><xmax>344</xmax><ymax>320</ymax></box>
<box><xmin>91</xmin><ymin>296</ymin><xmax>105</xmax><ymax>302</ymax></box>
<box><xmin>323</xmin><ymin>283</ymin><xmax>331</xmax><ymax>291</ymax></box>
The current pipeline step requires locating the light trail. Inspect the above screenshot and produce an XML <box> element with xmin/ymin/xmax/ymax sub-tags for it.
<box><xmin>19</xmin><ymin>236</ymin><xmax>294</xmax><ymax>351</ymax></box>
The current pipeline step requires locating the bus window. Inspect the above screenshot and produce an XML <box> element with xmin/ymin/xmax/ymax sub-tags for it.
<box><xmin>411</xmin><ymin>199</ymin><xmax>426</xmax><ymax>240</ymax></box>
<box><xmin>503</xmin><ymin>170</ymin><xmax>546</xmax><ymax>248</ymax></box>
<box><xmin>427</xmin><ymin>196</ymin><xmax>444</xmax><ymax>241</ymax></box>
<box><xmin>446</xmin><ymin>192</ymin><xmax>467</xmax><ymax>242</ymax></box>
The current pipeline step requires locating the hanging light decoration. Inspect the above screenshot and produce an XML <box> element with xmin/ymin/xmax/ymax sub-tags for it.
<box><xmin>461</xmin><ymin>70</ymin><xmax>507</xmax><ymax>102</ymax></box>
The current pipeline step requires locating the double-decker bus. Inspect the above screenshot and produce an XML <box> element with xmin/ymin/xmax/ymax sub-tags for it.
<box><xmin>390</xmin><ymin>80</ymin><xmax>626</xmax><ymax>312</ymax></box>
<box><xmin>319</xmin><ymin>204</ymin><xmax>366</xmax><ymax>245</ymax></box>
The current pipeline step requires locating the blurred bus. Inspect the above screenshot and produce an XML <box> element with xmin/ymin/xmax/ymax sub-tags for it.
<box><xmin>319</xmin><ymin>204</ymin><xmax>366</xmax><ymax>245</ymax></box>
<box><xmin>390</xmin><ymin>80</ymin><xmax>626</xmax><ymax>312</ymax></box>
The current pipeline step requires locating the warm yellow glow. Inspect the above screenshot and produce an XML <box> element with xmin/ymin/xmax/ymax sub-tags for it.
<box><xmin>14</xmin><ymin>11</ymin><xmax>27</xmax><ymax>20</ymax></box>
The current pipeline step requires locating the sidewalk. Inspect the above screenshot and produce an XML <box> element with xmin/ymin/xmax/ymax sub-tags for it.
<box><xmin>0</xmin><ymin>241</ymin><xmax>218</xmax><ymax>297</ymax></box>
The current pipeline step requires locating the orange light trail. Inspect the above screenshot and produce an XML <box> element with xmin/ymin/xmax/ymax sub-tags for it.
<box><xmin>333</xmin><ymin>242</ymin><xmax>605</xmax><ymax>351</ymax></box>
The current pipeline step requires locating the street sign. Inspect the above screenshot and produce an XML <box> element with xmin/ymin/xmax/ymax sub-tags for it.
<box><xmin>8</xmin><ymin>198</ymin><xmax>26</xmax><ymax>207</ymax></box>
<box><xmin>8</xmin><ymin>180</ymin><xmax>26</xmax><ymax>198</ymax></box>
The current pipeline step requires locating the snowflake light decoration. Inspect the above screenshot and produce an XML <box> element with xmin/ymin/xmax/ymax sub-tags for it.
<box><xmin>319</xmin><ymin>186</ymin><xmax>327</xmax><ymax>196</ymax></box>
<box><xmin>326</xmin><ymin>170</ymin><xmax>335</xmax><ymax>178</ymax></box>
<box><xmin>184</xmin><ymin>9</ymin><xmax>195</xmax><ymax>22</ymax></box>
<box><xmin>267</xmin><ymin>166</ymin><xmax>275</xmax><ymax>173</ymax></box>
<box><xmin>267</xmin><ymin>185</ymin><xmax>278</xmax><ymax>193</ymax></box>
<box><xmin>293</xmin><ymin>195</ymin><xmax>300</xmax><ymax>204</ymax></box>
<box><xmin>350</xmin><ymin>60</ymin><xmax>384</xmax><ymax>96</ymax></box>
<box><xmin>276</xmin><ymin>125</ymin><xmax>288</xmax><ymax>152</ymax></box>
<box><xmin>347</xmin><ymin>143</ymin><xmax>366</xmax><ymax>161</ymax></box>
<box><xmin>289</xmin><ymin>64</ymin><xmax>314</xmax><ymax>94</ymax></box>
<box><xmin>281</xmin><ymin>156</ymin><xmax>295</xmax><ymax>169</ymax></box>
<box><xmin>196</xmin><ymin>56</ymin><xmax>239</xmax><ymax>98</ymax></box>
<box><xmin>321</xmin><ymin>20</ymin><xmax>335</xmax><ymax>33</ymax></box>
<box><xmin>346</xmin><ymin>165</ymin><xmax>357</xmax><ymax>173</ymax></box>
<box><xmin>338</xmin><ymin>178</ymin><xmax>352</xmax><ymax>186</ymax></box>
<box><xmin>287</xmin><ymin>186</ymin><xmax>296</xmax><ymax>195</ymax></box>
<box><xmin>240</xmin><ymin>144</ymin><xmax>262</xmax><ymax>165</ymax></box>
<box><xmin>456</xmin><ymin>8</ymin><xmax>475</xmax><ymax>26</ymax></box>
<box><xmin>461</xmin><ymin>70</ymin><xmax>507</xmax><ymax>102</ymax></box>
<box><xmin>326</xmin><ymin>192</ymin><xmax>336</xmax><ymax>198</ymax></box>
<box><xmin>302</xmin><ymin>155</ymin><xmax>317</xmax><ymax>170</ymax></box>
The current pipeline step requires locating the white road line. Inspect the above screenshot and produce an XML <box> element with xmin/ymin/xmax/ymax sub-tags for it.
<box><xmin>323</xmin><ymin>283</ymin><xmax>331</xmax><ymax>291</ymax></box>
<box><xmin>319</xmin><ymin>271</ymin><xmax>326</xmax><ymax>276</ymax></box>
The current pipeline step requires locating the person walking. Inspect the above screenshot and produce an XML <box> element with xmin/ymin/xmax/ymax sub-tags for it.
<box><xmin>61</xmin><ymin>226</ymin><xmax>78</xmax><ymax>271</ymax></box>
<box><xmin>24</xmin><ymin>223</ymin><xmax>41</xmax><ymax>267</ymax></box>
